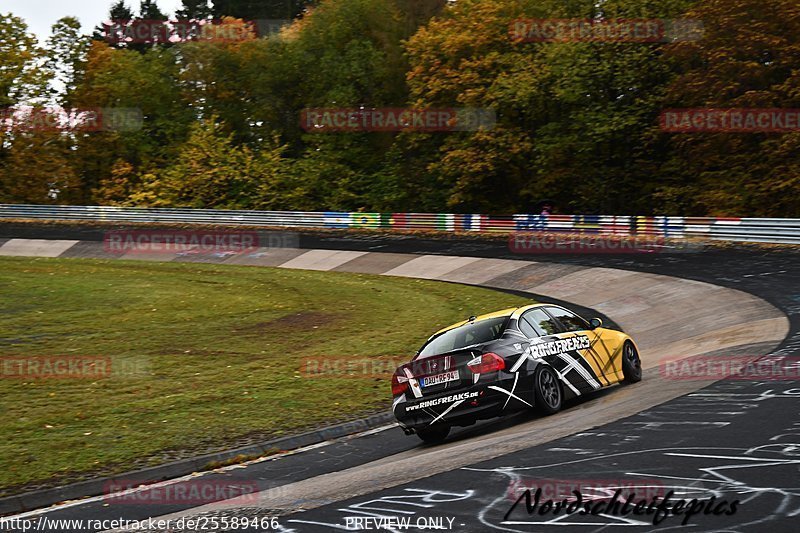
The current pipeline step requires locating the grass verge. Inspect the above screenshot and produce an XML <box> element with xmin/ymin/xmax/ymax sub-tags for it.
<box><xmin>0</xmin><ymin>256</ymin><xmax>531</xmax><ymax>494</ymax></box>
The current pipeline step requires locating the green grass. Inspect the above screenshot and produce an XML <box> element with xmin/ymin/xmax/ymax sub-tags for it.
<box><xmin>0</xmin><ymin>256</ymin><xmax>531</xmax><ymax>494</ymax></box>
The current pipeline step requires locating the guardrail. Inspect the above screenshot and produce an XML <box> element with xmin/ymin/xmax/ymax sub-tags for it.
<box><xmin>1</xmin><ymin>204</ymin><xmax>799</xmax><ymax>244</ymax></box>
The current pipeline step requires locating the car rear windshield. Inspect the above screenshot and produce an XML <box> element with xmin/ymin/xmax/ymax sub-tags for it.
<box><xmin>417</xmin><ymin>316</ymin><xmax>508</xmax><ymax>358</ymax></box>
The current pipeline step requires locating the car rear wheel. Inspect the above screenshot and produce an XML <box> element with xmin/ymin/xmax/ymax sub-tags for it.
<box><xmin>534</xmin><ymin>366</ymin><xmax>562</xmax><ymax>415</ymax></box>
<box><xmin>622</xmin><ymin>342</ymin><xmax>642</xmax><ymax>383</ymax></box>
<box><xmin>416</xmin><ymin>425</ymin><xmax>450</xmax><ymax>444</ymax></box>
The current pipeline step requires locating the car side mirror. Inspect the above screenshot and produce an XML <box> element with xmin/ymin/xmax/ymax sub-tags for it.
<box><xmin>589</xmin><ymin>318</ymin><xmax>603</xmax><ymax>330</ymax></box>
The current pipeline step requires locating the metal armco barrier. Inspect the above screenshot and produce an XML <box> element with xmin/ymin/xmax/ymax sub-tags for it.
<box><xmin>2</xmin><ymin>204</ymin><xmax>800</xmax><ymax>244</ymax></box>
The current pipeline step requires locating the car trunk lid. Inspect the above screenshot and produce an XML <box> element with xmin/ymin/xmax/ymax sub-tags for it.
<box><xmin>404</xmin><ymin>348</ymin><xmax>481</xmax><ymax>396</ymax></box>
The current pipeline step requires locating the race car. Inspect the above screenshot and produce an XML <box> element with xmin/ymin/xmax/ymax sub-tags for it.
<box><xmin>391</xmin><ymin>304</ymin><xmax>642</xmax><ymax>443</ymax></box>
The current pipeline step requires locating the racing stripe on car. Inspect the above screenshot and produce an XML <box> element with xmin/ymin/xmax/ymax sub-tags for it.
<box><xmin>488</xmin><ymin>385</ymin><xmax>532</xmax><ymax>408</ymax></box>
<box><xmin>404</xmin><ymin>366</ymin><xmax>423</xmax><ymax>399</ymax></box>
<box><xmin>502</xmin><ymin>373</ymin><xmax>520</xmax><ymax>409</ymax></box>
<box><xmin>509</xmin><ymin>334</ymin><xmax>604</xmax><ymax>393</ymax></box>
<box><xmin>578</xmin><ymin>344</ymin><xmax>611</xmax><ymax>387</ymax></box>
<box><xmin>555</xmin><ymin>332</ymin><xmax>612</xmax><ymax>387</ymax></box>
<box><xmin>509</xmin><ymin>350</ymin><xmax>533</xmax><ymax>373</ymax></box>
<box><xmin>553</xmin><ymin>364</ymin><xmax>583</xmax><ymax>396</ymax></box>
<box><xmin>421</xmin><ymin>407</ymin><xmax>440</xmax><ymax>419</ymax></box>
<box><xmin>606</xmin><ymin>342</ymin><xmax>624</xmax><ymax>375</ymax></box>
<box><xmin>429</xmin><ymin>399</ymin><xmax>467</xmax><ymax>425</ymax></box>
<box><xmin>582</xmin><ymin>332</ymin><xmax>616</xmax><ymax>386</ymax></box>
<box><xmin>596</xmin><ymin>334</ymin><xmax>623</xmax><ymax>376</ymax></box>
<box><xmin>554</xmin><ymin>352</ymin><xmax>601</xmax><ymax>390</ymax></box>
<box><xmin>392</xmin><ymin>396</ymin><xmax>404</xmax><ymax>413</ymax></box>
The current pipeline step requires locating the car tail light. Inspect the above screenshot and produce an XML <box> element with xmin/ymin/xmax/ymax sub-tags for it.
<box><xmin>467</xmin><ymin>352</ymin><xmax>506</xmax><ymax>374</ymax></box>
<box><xmin>391</xmin><ymin>368</ymin><xmax>409</xmax><ymax>396</ymax></box>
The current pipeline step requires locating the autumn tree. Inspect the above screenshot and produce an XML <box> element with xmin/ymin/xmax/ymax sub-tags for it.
<box><xmin>0</xmin><ymin>13</ymin><xmax>48</xmax><ymax>107</ymax></box>
<box><xmin>404</xmin><ymin>0</ymin><xmax>698</xmax><ymax>213</ymax></box>
<box><xmin>174</xmin><ymin>17</ymin><xmax>259</xmax><ymax>140</ymax></box>
<box><xmin>6</xmin><ymin>0</ymin><xmax>800</xmax><ymax>215</ymax></box>
<box><xmin>46</xmin><ymin>17</ymin><xmax>91</xmax><ymax>105</ymax></box>
<box><xmin>0</xmin><ymin>15</ymin><xmax>74</xmax><ymax>204</ymax></box>
<box><xmin>129</xmin><ymin>117</ymin><xmax>286</xmax><ymax>208</ymax></box>
<box><xmin>71</xmin><ymin>42</ymin><xmax>194</xmax><ymax>203</ymax></box>
<box><xmin>241</xmin><ymin>0</ymin><xmax>446</xmax><ymax>210</ymax></box>
<box><xmin>0</xmin><ymin>127</ymin><xmax>81</xmax><ymax>204</ymax></box>
<box><xmin>655</xmin><ymin>0</ymin><xmax>800</xmax><ymax>216</ymax></box>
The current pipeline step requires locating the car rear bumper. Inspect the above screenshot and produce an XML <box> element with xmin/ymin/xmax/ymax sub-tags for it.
<box><xmin>393</xmin><ymin>375</ymin><xmax>531</xmax><ymax>430</ymax></box>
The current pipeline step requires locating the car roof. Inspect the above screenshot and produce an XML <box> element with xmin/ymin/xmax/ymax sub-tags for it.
<box><xmin>432</xmin><ymin>303</ymin><xmax>544</xmax><ymax>336</ymax></box>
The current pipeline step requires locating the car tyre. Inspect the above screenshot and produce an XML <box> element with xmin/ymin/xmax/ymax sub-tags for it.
<box><xmin>534</xmin><ymin>365</ymin><xmax>562</xmax><ymax>415</ymax></box>
<box><xmin>416</xmin><ymin>425</ymin><xmax>450</xmax><ymax>444</ymax></box>
<box><xmin>622</xmin><ymin>342</ymin><xmax>642</xmax><ymax>383</ymax></box>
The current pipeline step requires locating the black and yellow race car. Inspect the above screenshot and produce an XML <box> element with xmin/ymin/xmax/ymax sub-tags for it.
<box><xmin>391</xmin><ymin>304</ymin><xmax>642</xmax><ymax>443</ymax></box>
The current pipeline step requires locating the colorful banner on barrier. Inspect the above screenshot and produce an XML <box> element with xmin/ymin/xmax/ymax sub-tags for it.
<box><xmin>0</xmin><ymin>204</ymin><xmax>767</xmax><ymax>242</ymax></box>
<box><xmin>321</xmin><ymin>213</ymin><xmax>675</xmax><ymax>235</ymax></box>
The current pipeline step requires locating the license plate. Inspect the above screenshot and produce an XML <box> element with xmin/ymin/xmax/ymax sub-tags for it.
<box><xmin>420</xmin><ymin>370</ymin><xmax>459</xmax><ymax>388</ymax></box>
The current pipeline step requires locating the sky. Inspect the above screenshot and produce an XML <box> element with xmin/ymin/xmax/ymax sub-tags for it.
<box><xmin>4</xmin><ymin>0</ymin><xmax>184</xmax><ymax>41</ymax></box>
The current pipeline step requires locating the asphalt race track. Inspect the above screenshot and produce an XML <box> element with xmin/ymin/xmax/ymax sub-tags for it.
<box><xmin>286</xmin><ymin>233</ymin><xmax>800</xmax><ymax>533</ymax></box>
<box><xmin>1</xmin><ymin>224</ymin><xmax>799</xmax><ymax>532</ymax></box>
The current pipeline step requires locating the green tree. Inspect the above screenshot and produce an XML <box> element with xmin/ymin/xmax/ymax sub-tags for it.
<box><xmin>404</xmin><ymin>0</ymin><xmax>696</xmax><ymax>213</ymax></box>
<box><xmin>176</xmin><ymin>0</ymin><xmax>213</xmax><ymax>20</ymax></box>
<box><xmin>71</xmin><ymin>42</ymin><xmax>194</xmax><ymax>203</ymax></box>
<box><xmin>655</xmin><ymin>0</ymin><xmax>800</xmax><ymax>216</ymax></box>
<box><xmin>93</xmin><ymin>1</ymin><xmax>136</xmax><ymax>48</ymax></box>
<box><xmin>130</xmin><ymin>117</ymin><xmax>286</xmax><ymax>208</ymax></box>
<box><xmin>0</xmin><ymin>127</ymin><xmax>81</xmax><ymax>204</ymax></box>
<box><xmin>174</xmin><ymin>17</ymin><xmax>258</xmax><ymax>140</ymax></box>
<box><xmin>237</xmin><ymin>0</ymin><xmax>446</xmax><ymax>209</ymax></box>
<box><xmin>403</xmin><ymin>0</ymin><xmax>544</xmax><ymax>212</ymax></box>
<box><xmin>131</xmin><ymin>0</ymin><xmax>170</xmax><ymax>51</ymax></box>
<box><xmin>46</xmin><ymin>17</ymin><xmax>91</xmax><ymax>105</ymax></box>
<box><xmin>523</xmin><ymin>0</ymin><xmax>698</xmax><ymax>214</ymax></box>
<box><xmin>0</xmin><ymin>13</ymin><xmax>48</xmax><ymax>107</ymax></box>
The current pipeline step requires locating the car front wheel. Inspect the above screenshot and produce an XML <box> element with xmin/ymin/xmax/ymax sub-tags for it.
<box><xmin>622</xmin><ymin>342</ymin><xmax>642</xmax><ymax>383</ymax></box>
